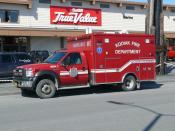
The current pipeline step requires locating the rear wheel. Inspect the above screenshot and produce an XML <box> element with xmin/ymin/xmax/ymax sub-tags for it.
<box><xmin>122</xmin><ymin>75</ymin><xmax>136</xmax><ymax>91</ymax></box>
<box><xmin>36</xmin><ymin>79</ymin><xmax>56</xmax><ymax>99</ymax></box>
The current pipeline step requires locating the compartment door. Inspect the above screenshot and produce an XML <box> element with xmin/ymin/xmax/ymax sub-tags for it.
<box><xmin>94</xmin><ymin>38</ymin><xmax>106</xmax><ymax>84</ymax></box>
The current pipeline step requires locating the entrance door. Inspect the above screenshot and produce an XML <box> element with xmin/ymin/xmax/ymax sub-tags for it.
<box><xmin>59</xmin><ymin>52</ymin><xmax>88</xmax><ymax>86</ymax></box>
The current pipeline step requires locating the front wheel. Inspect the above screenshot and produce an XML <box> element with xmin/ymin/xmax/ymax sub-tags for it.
<box><xmin>36</xmin><ymin>79</ymin><xmax>56</xmax><ymax>99</ymax></box>
<box><xmin>121</xmin><ymin>75</ymin><xmax>136</xmax><ymax>91</ymax></box>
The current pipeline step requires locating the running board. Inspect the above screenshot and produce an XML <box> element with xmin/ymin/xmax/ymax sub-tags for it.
<box><xmin>59</xmin><ymin>83</ymin><xmax>90</xmax><ymax>90</ymax></box>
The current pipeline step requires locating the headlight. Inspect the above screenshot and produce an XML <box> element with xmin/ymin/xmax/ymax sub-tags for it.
<box><xmin>13</xmin><ymin>69</ymin><xmax>23</xmax><ymax>76</ymax></box>
<box><xmin>26</xmin><ymin>68</ymin><xmax>34</xmax><ymax>77</ymax></box>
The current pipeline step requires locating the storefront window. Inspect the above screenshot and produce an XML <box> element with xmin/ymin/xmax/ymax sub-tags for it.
<box><xmin>71</xmin><ymin>1</ymin><xmax>82</xmax><ymax>6</ymax></box>
<box><xmin>39</xmin><ymin>0</ymin><xmax>51</xmax><ymax>4</ymax></box>
<box><xmin>170</xmin><ymin>9</ymin><xmax>175</xmax><ymax>13</ymax></box>
<box><xmin>167</xmin><ymin>39</ymin><xmax>175</xmax><ymax>46</ymax></box>
<box><xmin>8</xmin><ymin>10</ymin><xmax>19</xmax><ymax>23</ymax></box>
<box><xmin>1</xmin><ymin>37</ymin><xmax>29</xmax><ymax>52</ymax></box>
<box><xmin>100</xmin><ymin>3</ymin><xmax>110</xmax><ymax>8</ymax></box>
<box><xmin>0</xmin><ymin>10</ymin><xmax>5</xmax><ymax>22</ymax></box>
<box><xmin>126</xmin><ymin>6</ymin><xmax>135</xmax><ymax>10</ymax></box>
<box><xmin>0</xmin><ymin>10</ymin><xmax>19</xmax><ymax>23</ymax></box>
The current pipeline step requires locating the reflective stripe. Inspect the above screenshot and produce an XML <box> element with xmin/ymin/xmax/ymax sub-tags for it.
<box><xmin>60</xmin><ymin>72</ymin><xmax>70</xmax><ymax>76</ymax></box>
<box><xmin>60</xmin><ymin>70</ymin><xmax>88</xmax><ymax>76</ymax></box>
<box><xmin>59</xmin><ymin>59</ymin><xmax>156</xmax><ymax>75</ymax></box>
<box><xmin>91</xmin><ymin>59</ymin><xmax>156</xmax><ymax>73</ymax></box>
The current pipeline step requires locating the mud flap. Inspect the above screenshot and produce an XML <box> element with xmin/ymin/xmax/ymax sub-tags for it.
<box><xmin>137</xmin><ymin>82</ymin><xmax>141</xmax><ymax>89</ymax></box>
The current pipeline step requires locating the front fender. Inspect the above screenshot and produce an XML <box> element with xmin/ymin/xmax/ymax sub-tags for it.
<box><xmin>35</xmin><ymin>70</ymin><xmax>60</xmax><ymax>89</ymax></box>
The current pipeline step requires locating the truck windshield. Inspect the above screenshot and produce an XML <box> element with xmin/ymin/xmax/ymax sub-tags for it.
<box><xmin>44</xmin><ymin>52</ymin><xmax>66</xmax><ymax>64</ymax></box>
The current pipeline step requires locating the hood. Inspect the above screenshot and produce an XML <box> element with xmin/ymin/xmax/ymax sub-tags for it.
<box><xmin>17</xmin><ymin>63</ymin><xmax>58</xmax><ymax>70</ymax></box>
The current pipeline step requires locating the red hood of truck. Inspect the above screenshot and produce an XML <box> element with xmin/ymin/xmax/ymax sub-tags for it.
<box><xmin>17</xmin><ymin>63</ymin><xmax>58</xmax><ymax>70</ymax></box>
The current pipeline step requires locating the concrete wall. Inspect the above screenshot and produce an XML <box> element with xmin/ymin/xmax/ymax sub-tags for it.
<box><xmin>0</xmin><ymin>0</ymin><xmax>174</xmax><ymax>32</ymax></box>
<box><xmin>164</xmin><ymin>11</ymin><xmax>175</xmax><ymax>32</ymax></box>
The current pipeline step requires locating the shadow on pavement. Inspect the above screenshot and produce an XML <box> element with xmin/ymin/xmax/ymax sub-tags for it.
<box><xmin>140</xmin><ymin>81</ymin><xmax>163</xmax><ymax>90</ymax></box>
<box><xmin>21</xmin><ymin>82</ymin><xmax>163</xmax><ymax>98</ymax></box>
<box><xmin>107</xmin><ymin>101</ymin><xmax>175</xmax><ymax>131</ymax></box>
<box><xmin>56</xmin><ymin>82</ymin><xmax>162</xmax><ymax>98</ymax></box>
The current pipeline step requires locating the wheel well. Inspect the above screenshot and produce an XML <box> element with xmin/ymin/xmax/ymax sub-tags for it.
<box><xmin>122</xmin><ymin>73</ymin><xmax>137</xmax><ymax>82</ymax></box>
<box><xmin>35</xmin><ymin>74</ymin><xmax>56</xmax><ymax>89</ymax></box>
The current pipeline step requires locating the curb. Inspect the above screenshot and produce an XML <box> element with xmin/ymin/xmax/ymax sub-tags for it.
<box><xmin>0</xmin><ymin>92</ymin><xmax>21</xmax><ymax>96</ymax></box>
<box><xmin>0</xmin><ymin>83</ymin><xmax>21</xmax><ymax>96</ymax></box>
<box><xmin>156</xmin><ymin>74</ymin><xmax>175</xmax><ymax>83</ymax></box>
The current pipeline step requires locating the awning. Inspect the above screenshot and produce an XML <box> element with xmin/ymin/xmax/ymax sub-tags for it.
<box><xmin>0</xmin><ymin>28</ymin><xmax>85</xmax><ymax>37</ymax></box>
<box><xmin>165</xmin><ymin>33</ymin><xmax>175</xmax><ymax>39</ymax></box>
<box><xmin>0</xmin><ymin>0</ymin><xmax>32</xmax><ymax>8</ymax></box>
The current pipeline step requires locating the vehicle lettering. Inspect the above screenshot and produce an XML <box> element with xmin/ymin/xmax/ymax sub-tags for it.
<box><xmin>115</xmin><ymin>41</ymin><xmax>141</xmax><ymax>54</ymax></box>
<box><xmin>19</xmin><ymin>59</ymin><xmax>31</xmax><ymax>63</ymax></box>
<box><xmin>115</xmin><ymin>50</ymin><xmax>141</xmax><ymax>54</ymax></box>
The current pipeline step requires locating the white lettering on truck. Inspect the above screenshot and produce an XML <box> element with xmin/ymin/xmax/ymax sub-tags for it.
<box><xmin>115</xmin><ymin>41</ymin><xmax>141</xmax><ymax>54</ymax></box>
<box><xmin>115</xmin><ymin>50</ymin><xmax>141</xmax><ymax>54</ymax></box>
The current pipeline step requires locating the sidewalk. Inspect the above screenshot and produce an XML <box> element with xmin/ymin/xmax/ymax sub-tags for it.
<box><xmin>0</xmin><ymin>82</ymin><xmax>20</xmax><ymax>96</ymax></box>
<box><xmin>156</xmin><ymin>74</ymin><xmax>175</xmax><ymax>83</ymax></box>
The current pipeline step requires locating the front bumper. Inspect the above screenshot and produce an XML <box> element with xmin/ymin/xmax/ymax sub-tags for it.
<box><xmin>13</xmin><ymin>77</ymin><xmax>37</xmax><ymax>90</ymax></box>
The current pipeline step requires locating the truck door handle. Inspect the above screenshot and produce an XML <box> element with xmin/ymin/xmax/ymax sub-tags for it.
<box><xmin>82</xmin><ymin>67</ymin><xmax>86</xmax><ymax>71</ymax></box>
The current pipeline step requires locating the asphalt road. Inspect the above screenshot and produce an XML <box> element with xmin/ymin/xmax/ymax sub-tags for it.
<box><xmin>0</xmin><ymin>80</ymin><xmax>175</xmax><ymax>131</ymax></box>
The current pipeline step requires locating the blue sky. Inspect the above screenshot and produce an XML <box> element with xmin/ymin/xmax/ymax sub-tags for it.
<box><xmin>129</xmin><ymin>0</ymin><xmax>175</xmax><ymax>4</ymax></box>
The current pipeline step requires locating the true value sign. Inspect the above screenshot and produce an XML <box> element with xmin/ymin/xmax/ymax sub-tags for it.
<box><xmin>50</xmin><ymin>6</ymin><xmax>102</xmax><ymax>26</ymax></box>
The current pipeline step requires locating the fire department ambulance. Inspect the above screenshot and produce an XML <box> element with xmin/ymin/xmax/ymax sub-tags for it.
<box><xmin>13</xmin><ymin>33</ymin><xmax>156</xmax><ymax>98</ymax></box>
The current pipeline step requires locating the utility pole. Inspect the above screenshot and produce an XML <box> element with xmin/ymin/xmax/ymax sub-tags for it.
<box><xmin>146</xmin><ymin>0</ymin><xmax>166</xmax><ymax>75</ymax></box>
<box><xmin>146</xmin><ymin>0</ymin><xmax>155</xmax><ymax>34</ymax></box>
<box><xmin>155</xmin><ymin>0</ymin><xmax>166</xmax><ymax>75</ymax></box>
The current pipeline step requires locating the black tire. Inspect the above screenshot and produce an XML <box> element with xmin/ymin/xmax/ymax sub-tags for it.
<box><xmin>36</xmin><ymin>79</ymin><xmax>56</xmax><ymax>99</ymax></box>
<box><xmin>122</xmin><ymin>75</ymin><xmax>136</xmax><ymax>91</ymax></box>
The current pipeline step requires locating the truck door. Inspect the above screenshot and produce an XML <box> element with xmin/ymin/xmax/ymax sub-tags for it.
<box><xmin>59</xmin><ymin>52</ymin><xmax>88</xmax><ymax>86</ymax></box>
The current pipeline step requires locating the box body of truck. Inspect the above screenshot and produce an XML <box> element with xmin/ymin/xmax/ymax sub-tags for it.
<box><xmin>67</xmin><ymin>33</ymin><xmax>156</xmax><ymax>85</ymax></box>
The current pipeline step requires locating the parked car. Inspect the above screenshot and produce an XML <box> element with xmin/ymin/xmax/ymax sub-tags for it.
<box><xmin>0</xmin><ymin>52</ymin><xmax>33</xmax><ymax>80</ymax></box>
<box><xmin>29</xmin><ymin>50</ymin><xmax>49</xmax><ymax>63</ymax></box>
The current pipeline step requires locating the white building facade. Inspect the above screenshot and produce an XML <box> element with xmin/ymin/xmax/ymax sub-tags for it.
<box><xmin>0</xmin><ymin>0</ymin><xmax>175</xmax><ymax>52</ymax></box>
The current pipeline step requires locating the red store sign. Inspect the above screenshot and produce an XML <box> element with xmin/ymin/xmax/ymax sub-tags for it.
<box><xmin>50</xmin><ymin>6</ymin><xmax>102</xmax><ymax>26</ymax></box>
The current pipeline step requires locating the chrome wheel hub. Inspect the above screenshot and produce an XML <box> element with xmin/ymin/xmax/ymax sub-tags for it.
<box><xmin>41</xmin><ymin>84</ymin><xmax>51</xmax><ymax>94</ymax></box>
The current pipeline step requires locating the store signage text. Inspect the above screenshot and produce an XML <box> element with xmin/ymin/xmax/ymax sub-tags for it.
<box><xmin>123</xmin><ymin>14</ymin><xmax>133</xmax><ymax>20</ymax></box>
<box><xmin>50</xmin><ymin>6</ymin><xmax>101</xmax><ymax>26</ymax></box>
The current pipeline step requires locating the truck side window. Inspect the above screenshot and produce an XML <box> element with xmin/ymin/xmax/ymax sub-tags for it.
<box><xmin>63</xmin><ymin>53</ymin><xmax>82</xmax><ymax>65</ymax></box>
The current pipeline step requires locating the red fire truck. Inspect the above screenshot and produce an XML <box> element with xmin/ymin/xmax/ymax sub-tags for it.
<box><xmin>13</xmin><ymin>33</ymin><xmax>156</xmax><ymax>98</ymax></box>
<box><xmin>167</xmin><ymin>45</ymin><xmax>175</xmax><ymax>60</ymax></box>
